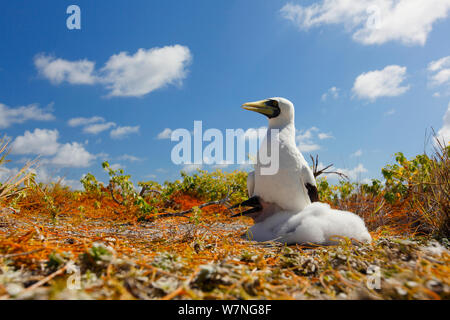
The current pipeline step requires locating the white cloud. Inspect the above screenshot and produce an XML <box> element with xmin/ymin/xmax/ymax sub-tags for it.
<box><xmin>109</xmin><ymin>163</ymin><xmax>125</xmax><ymax>171</ymax></box>
<box><xmin>429</xmin><ymin>56</ymin><xmax>450</xmax><ymax>72</ymax></box>
<box><xmin>11</xmin><ymin>128</ymin><xmax>96</xmax><ymax>168</ymax></box>
<box><xmin>318</xmin><ymin>132</ymin><xmax>334</xmax><ymax>140</ymax></box>
<box><xmin>110</xmin><ymin>125</ymin><xmax>140</xmax><ymax>139</ymax></box>
<box><xmin>295</xmin><ymin>127</ymin><xmax>326</xmax><ymax>152</ymax></box>
<box><xmin>0</xmin><ymin>165</ymin><xmax>81</xmax><ymax>189</ymax></box>
<box><xmin>1</xmin><ymin>161</ymin><xmax>77</xmax><ymax>189</ymax></box>
<box><xmin>280</xmin><ymin>0</ymin><xmax>450</xmax><ymax>46</ymax></box>
<box><xmin>68</xmin><ymin>116</ymin><xmax>105</xmax><ymax>127</ymax></box>
<box><xmin>11</xmin><ymin>128</ymin><xmax>60</xmax><ymax>156</ymax></box>
<box><xmin>30</xmin><ymin>167</ymin><xmax>82</xmax><ymax>190</ymax></box>
<box><xmin>0</xmin><ymin>166</ymin><xmax>19</xmax><ymax>182</ymax></box>
<box><xmin>384</xmin><ymin>109</ymin><xmax>396</xmax><ymax>116</ymax></box>
<box><xmin>157</xmin><ymin>128</ymin><xmax>173</xmax><ymax>140</ymax></box>
<box><xmin>296</xmin><ymin>127</ymin><xmax>318</xmax><ymax>141</ymax></box>
<box><xmin>34</xmin><ymin>54</ymin><xmax>97</xmax><ymax>85</ymax></box>
<box><xmin>338</xmin><ymin>164</ymin><xmax>368</xmax><ymax>180</ymax></box>
<box><xmin>83</xmin><ymin>122</ymin><xmax>116</xmax><ymax>134</ymax></box>
<box><xmin>35</xmin><ymin>46</ymin><xmax>192</xmax><ymax>97</ymax></box>
<box><xmin>117</xmin><ymin>154</ymin><xmax>143</xmax><ymax>162</ymax></box>
<box><xmin>428</xmin><ymin>56</ymin><xmax>450</xmax><ymax>96</ymax></box>
<box><xmin>96</xmin><ymin>152</ymin><xmax>110</xmax><ymax>160</ymax></box>
<box><xmin>352</xmin><ymin>65</ymin><xmax>409</xmax><ymax>101</ymax></box>
<box><xmin>321</xmin><ymin>86</ymin><xmax>339</xmax><ymax>101</ymax></box>
<box><xmin>437</xmin><ymin>102</ymin><xmax>450</xmax><ymax>144</ymax></box>
<box><xmin>101</xmin><ymin>46</ymin><xmax>192</xmax><ymax>97</ymax></box>
<box><xmin>68</xmin><ymin>116</ymin><xmax>137</xmax><ymax>138</ymax></box>
<box><xmin>431</xmin><ymin>69</ymin><xmax>450</xmax><ymax>86</ymax></box>
<box><xmin>351</xmin><ymin>149</ymin><xmax>363</xmax><ymax>157</ymax></box>
<box><xmin>51</xmin><ymin>142</ymin><xmax>96</xmax><ymax>168</ymax></box>
<box><xmin>0</xmin><ymin>102</ymin><xmax>54</xmax><ymax>129</ymax></box>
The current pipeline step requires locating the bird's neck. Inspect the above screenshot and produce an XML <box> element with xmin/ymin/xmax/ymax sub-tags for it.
<box><xmin>268</xmin><ymin>120</ymin><xmax>296</xmax><ymax>144</ymax></box>
<box><xmin>268</xmin><ymin>117</ymin><xmax>295</xmax><ymax>129</ymax></box>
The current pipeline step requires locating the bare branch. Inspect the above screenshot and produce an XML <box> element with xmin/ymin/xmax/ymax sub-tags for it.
<box><xmin>139</xmin><ymin>186</ymin><xmax>162</xmax><ymax>197</ymax></box>
<box><xmin>108</xmin><ymin>183</ymin><xmax>125</xmax><ymax>206</ymax></box>
<box><xmin>310</xmin><ymin>154</ymin><xmax>349</xmax><ymax>180</ymax></box>
<box><xmin>139</xmin><ymin>186</ymin><xmax>147</xmax><ymax>197</ymax></box>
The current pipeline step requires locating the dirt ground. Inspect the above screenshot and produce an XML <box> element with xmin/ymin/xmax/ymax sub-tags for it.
<box><xmin>0</xmin><ymin>198</ymin><xmax>449</xmax><ymax>300</ymax></box>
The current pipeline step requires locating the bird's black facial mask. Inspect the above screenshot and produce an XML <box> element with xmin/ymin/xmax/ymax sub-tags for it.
<box><xmin>264</xmin><ymin>100</ymin><xmax>281</xmax><ymax>119</ymax></box>
<box><xmin>242</xmin><ymin>99</ymin><xmax>281</xmax><ymax>119</ymax></box>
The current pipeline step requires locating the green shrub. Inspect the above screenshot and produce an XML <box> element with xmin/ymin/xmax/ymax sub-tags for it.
<box><xmin>164</xmin><ymin>169</ymin><xmax>248</xmax><ymax>204</ymax></box>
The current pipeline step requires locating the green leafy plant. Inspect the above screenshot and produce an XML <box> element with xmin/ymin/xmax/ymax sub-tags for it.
<box><xmin>80</xmin><ymin>173</ymin><xmax>104</xmax><ymax>200</ymax></box>
<box><xmin>379</xmin><ymin>140</ymin><xmax>449</xmax><ymax>237</ymax></box>
<box><xmin>316</xmin><ymin>178</ymin><xmax>357</xmax><ymax>204</ymax></box>
<box><xmin>169</xmin><ymin>169</ymin><xmax>248</xmax><ymax>204</ymax></box>
<box><xmin>361</xmin><ymin>179</ymin><xmax>383</xmax><ymax>197</ymax></box>
<box><xmin>103</xmin><ymin>161</ymin><xmax>136</xmax><ymax>206</ymax></box>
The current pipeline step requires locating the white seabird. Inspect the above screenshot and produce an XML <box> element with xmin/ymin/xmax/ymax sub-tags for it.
<box><xmin>232</xmin><ymin>97</ymin><xmax>372</xmax><ymax>245</ymax></box>
<box><xmin>242</xmin><ymin>97</ymin><xmax>318</xmax><ymax>212</ymax></box>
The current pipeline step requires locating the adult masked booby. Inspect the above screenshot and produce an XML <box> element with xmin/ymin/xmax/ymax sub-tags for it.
<box><xmin>232</xmin><ymin>97</ymin><xmax>318</xmax><ymax>220</ymax></box>
<box><xmin>231</xmin><ymin>97</ymin><xmax>372</xmax><ymax>245</ymax></box>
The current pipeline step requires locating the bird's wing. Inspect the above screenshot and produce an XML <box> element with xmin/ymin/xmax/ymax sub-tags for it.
<box><xmin>247</xmin><ymin>171</ymin><xmax>255</xmax><ymax>197</ymax></box>
<box><xmin>301</xmin><ymin>166</ymin><xmax>319</xmax><ymax>203</ymax></box>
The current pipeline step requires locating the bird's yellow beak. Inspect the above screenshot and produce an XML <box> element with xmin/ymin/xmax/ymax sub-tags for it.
<box><xmin>242</xmin><ymin>99</ymin><xmax>277</xmax><ymax>117</ymax></box>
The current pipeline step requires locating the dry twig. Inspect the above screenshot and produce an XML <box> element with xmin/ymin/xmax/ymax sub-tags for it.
<box><xmin>310</xmin><ymin>154</ymin><xmax>349</xmax><ymax>180</ymax></box>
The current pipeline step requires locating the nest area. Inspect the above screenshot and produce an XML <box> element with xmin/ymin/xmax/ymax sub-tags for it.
<box><xmin>0</xmin><ymin>137</ymin><xmax>448</xmax><ymax>299</ymax></box>
<box><xmin>0</xmin><ymin>192</ymin><xmax>448</xmax><ymax>300</ymax></box>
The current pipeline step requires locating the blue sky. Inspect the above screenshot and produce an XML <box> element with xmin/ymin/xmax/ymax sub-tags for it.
<box><xmin>1</xmin><ymin>0</ymin><xmax>450</xmax><ymax>188</ymax></box>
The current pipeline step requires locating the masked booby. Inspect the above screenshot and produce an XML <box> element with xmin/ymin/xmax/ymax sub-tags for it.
<box><xmin>232</xmin><ymin>97</ymin><xmax>318</xmax><ymax>220</ymax></box>
<box><xmin>231</xmin><ymin>97</ymin><xmax>372</xmax><ymax>245</ymax></box>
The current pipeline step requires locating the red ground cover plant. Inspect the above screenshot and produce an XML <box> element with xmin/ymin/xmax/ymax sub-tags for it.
<box><xmin>0</xmin><ymin>137</ymin><xmax>448</xmax><ymax>300</ymax></box>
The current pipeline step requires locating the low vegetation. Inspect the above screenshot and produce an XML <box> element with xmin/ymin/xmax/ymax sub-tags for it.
<box><xmin>0</xmin><ymin>136</ymin><xmax>448</xmax><ymax>300</ymax></box>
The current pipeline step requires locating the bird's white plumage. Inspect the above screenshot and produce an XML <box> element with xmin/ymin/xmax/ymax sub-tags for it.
<box><xmin>242</xmin><ymin>97</ymin><xmax>372</xmax><ymax>245</ymax></box>
<box><xmin>250</xmin><ymin>97</ymin><xmax>316</xmax><ymax>212</ymax></box>
<box><xmin>247</xmin><ymin>202</ymin><xmax>372</xmax><ymax>245</ymax></box>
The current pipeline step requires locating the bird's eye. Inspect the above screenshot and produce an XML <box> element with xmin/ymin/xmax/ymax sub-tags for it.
<box><xmin>265</xmin><ymin>100</ymin><xmax>281</xmax><ymax>118</ymax></box>
<box><xmin>265</xmin><ymin>100</ymin><xmax>279</xmax><ymax>108</ymax></box>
